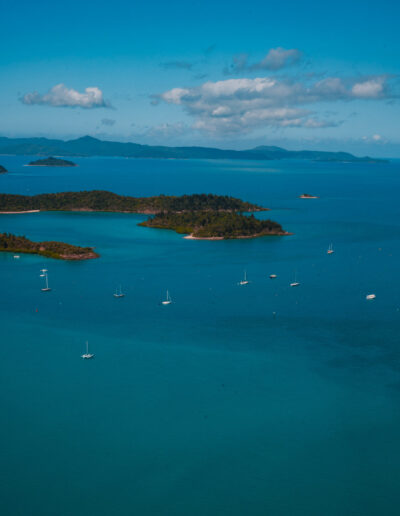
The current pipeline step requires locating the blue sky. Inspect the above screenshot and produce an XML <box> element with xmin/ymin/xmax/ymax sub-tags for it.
<box><xmin>1</xmin><ymin>0</ymin><xmax>399</xmax><ymax>156</ymax></box>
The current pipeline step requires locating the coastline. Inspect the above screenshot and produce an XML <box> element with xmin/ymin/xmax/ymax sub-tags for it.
<box><xmin>24</xmin><ymin>164</ymin><xmax>77</xmax><ymax>167</ymax></box>
<box><xmin>0</xmin><ymin>248</ymin><xmax>98</xmax><ymax>260</ymax></box>
<box><xmin>0</xmin><ymin>210</ymin><xmax>40</xmax><ymax>214</ymax></box>
<box><xmin>183</xmin><ymin>231</ymin><xmax>291</xmax><ymax>241</ymax></box>
<box><xmin>184</xmin><ymin>234</ymin><xmax>224</xmax><ymax>241</ymax></box>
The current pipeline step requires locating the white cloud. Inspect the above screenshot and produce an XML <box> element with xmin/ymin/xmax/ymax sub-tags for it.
<box><xmin>372</xmin><ymin>133</ymin><xmax>382</xmax><ymax>141</ymax></box>
<box><xmin>155</xmin><ymin>74</ymin><xmax>393</xmax><ymax>134</ymax></box>
<box><xmin>351</xmin><ymin>77</ymin><xmax>386</xmax><ymax>98</ymax></box>
<box><xmin>21</xmin><ymin>83</ymin><xmax>110</xmax><ymax>108</ymax></box>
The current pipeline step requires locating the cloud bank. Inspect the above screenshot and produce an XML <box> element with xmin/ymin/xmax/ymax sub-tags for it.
<box><xmin>21</xmin><ymin>84</ymin><xmax>110</xmax><ymax>108</ymax></box>
<box><xmin>155</xmin><ymin>75</ymin><xmax>393</xmax><ymax>134</ymax></box>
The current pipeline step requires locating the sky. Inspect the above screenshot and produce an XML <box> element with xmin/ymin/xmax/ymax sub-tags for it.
<box><xmin>1</xmin><ymin>0</ymin><xmax>399</xmax><ymax>156</ymax></box>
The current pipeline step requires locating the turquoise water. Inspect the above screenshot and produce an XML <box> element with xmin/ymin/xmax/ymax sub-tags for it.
<box><xmin>1</xmin><ymin>157</ymin><xmax>400</xmax><ymax>515</ymax></box>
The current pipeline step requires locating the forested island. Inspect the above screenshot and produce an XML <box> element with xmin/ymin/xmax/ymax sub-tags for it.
<box><xmin>0</xmin><ymin>233</ymin><xmax>99</xmax><ymax>260</ymax></box>
<box><xmin>28</xmin><ymin>157</ymin><xmax>77</xmax><ymax>167</ymax></box>
<box><xmin>0</xmin><ymin>191</ymin><xmax>265</xmax><ymax>214</ymax></box>
<box><xmin>0</xmin><ymin>165</ymin><xmax>7</xmax><ymax>174</ymax></box>
<box><xmin>0</xmin><ymin>190</ymin><xmax>287</xmax><ymax>240</ymax></box>
<box><xmin>140</xmin><ymin>211</ymin><xmax>288</xmax><ymax>239</ymax></box>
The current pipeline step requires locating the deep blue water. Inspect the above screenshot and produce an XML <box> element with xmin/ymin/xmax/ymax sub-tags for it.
<box><xmin>1</xmin><ymin>156</ymin><xmax>400</xmax><ymax>516</ymax></box>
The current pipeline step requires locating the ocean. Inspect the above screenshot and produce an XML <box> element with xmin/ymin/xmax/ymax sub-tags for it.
<box><xmin>1</xmin><ymin>156</ymin><xmax>400</xmax><ymax>516</ymax></box>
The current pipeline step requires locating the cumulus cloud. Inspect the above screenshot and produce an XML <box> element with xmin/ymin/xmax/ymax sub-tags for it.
<box><xmin>225</xmin><ymin>47</ymin><xmax>302</xmax><ymax>74</ymax></box>
<box><xmin>155</xmin><ymin>75</ymin><xmax>394</xmax><ymax>134</ymax></box>
<box><xmin>20</xmin><ymin>83</ymin><xmax>110</xmax><ymax>108</ymax></box>
<box><xmin>351</xmin><ymin>77</ymin><xmax>386</xmax><ymax>98</ymax></box>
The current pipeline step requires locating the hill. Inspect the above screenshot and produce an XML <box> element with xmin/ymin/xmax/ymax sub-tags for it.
<box><xmin>0</xmin><ymin>136</ymin><xmax>384</xmax><ymax>162</ymax></box>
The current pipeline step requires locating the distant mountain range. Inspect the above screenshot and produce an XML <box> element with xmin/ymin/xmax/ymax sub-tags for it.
<box><xmin>0</xmin><ymin>135</ymin><xmax>385</xmax><ymax>162</ymax></box>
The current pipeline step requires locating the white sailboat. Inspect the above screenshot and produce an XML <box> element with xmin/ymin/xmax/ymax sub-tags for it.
<box><xmin>81</xmin><ymin>341</ymin><xmax>94</xmax><ymax>359</ymax></box>
<box><xmin>113</xmin><ymin>285</ymin><xmax>125</xmax><ymax>298</ymax></box>
<box><xmin>290</xmin><ymin>272</ymin><xmax>300</xmax><ymax>287</ymax></box>
<box><xmin>40</xmin><ymin>269</ymin><xmax>51</xmax><ymax>292</ymax></box>
<box><xmin>239</xmin><ymin>270</ymin><xmax>249</xmax><ymax>286</ymax></box>
<box><xmin>162</xmin><ymin>290</ymin><xmax>172</xmax><ymax>305</ymax></box>
<box><xmin>327</xmin><ymin>243</ymin><xmax>334</xmax><ymax>254</ymax></box>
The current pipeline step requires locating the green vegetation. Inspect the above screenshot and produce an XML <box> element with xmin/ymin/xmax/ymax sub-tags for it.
<box><xmin>0</xmin><ymin>191</ymin><xmax>265</xmax><ymax>214</ymax></box>
<box><xmin>0</xmin><ymin>233</ymin><xmax>99</xmax><ymax>260</ymax></box>
<box><xmin>0</xmin><ymin>165</ymin><xmax>7</xmax><ymax>174</ymax></box>
<box><xmin>0</xmin><ymin>190</ymin><xmax>286</xmax><ymax>240</ymax></box>
<box><xmin>140</xmin><ymin>211</ymin><xmax>287</xmax><ymax>239</ymax></box>
<box><xmin>28</xmin><ymin>156</ymin><xmax>77</xmax><ymax>167</ymax></box>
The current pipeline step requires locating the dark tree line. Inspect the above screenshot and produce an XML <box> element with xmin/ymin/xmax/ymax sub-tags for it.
<box><xmin>0</xmin><ymin>191</ymin><xmax>264</xmax><ymax>214</ymax></box>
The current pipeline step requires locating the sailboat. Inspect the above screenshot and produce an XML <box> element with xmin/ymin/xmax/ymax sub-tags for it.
<box><xmin>40</xmin><ymin>269</ymin><xmax>51</xmax><ymax>292</ymax></box>
<box><xmin>81</xmin><ymin>341</ymin><xmax>94</xmax><ymax>359</ymax></box>
<box><xmin>290</xmin><ymin>272</ymin><xmax>300</xmax><ymax>287</ymax></box>
<box><xmin>113</xmin><ymin>285</ymin><xmax>125</xmax><ymax>298</ymax></box>
<box><xmin>162</xmin><ymin>290</ymin><xmax>172</xmax><ymax>305</ymax></box>
<box><xmin>239</xmin><ymin>270</ymin><xmax>249</xmax><ymax>286</ymax></box>
<box><xmin>366</xmin><ymin>294</ymin><xmax>376</xmax><ymax>300</ymax></box>
<box><xmin>327</xmin><ymin>243</ymin><xmax>334</xmax><ymax>254</ymax></box>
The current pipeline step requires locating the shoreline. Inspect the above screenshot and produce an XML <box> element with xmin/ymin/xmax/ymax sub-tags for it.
<box><xmin>0</xmin><ymin>207</ymin><xmax>265</xmax><ymax>215</ymax></box>
<box><xmin>0</xmin><ymin>209</ymin><xmax>40</xmax><ymax>214</ymax></box>
<box><xmin>0</xmin><ymin>248</ymin><xmax>98</xmax><ymax>260</ymax></box>
<box><xmin>184</xmin><ymin>231</ymin><xmax>291</xmax><ymax>241</ymax></box>
<box><xmin>24</xmin><ymin>164</ymin><xmax>78</xmax><ymax>167</ymax></box>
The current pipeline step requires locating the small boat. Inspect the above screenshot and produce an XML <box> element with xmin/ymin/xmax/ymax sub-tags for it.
<box><xmin>113</xmin><ymin>285</ymin><xmax>125</xmax><ymax>298</ymax></box>
<box><xmin>327</xmin><ymin>243</ymin><xmax>334</xmax><ymax>254</ymax></box>
<box><xmin>162</xmin><ymin>290</ymin><xmax>172</xmax><ymax>305</ymax></box>
<box><xmin>239</xmin><ymin>270</ymin><xmax>249</xmax><ymax>286</ymax></box>
<box><xmin>366</xmin><ymin>294</ymin><xmax>376</xmax><ymax>300</ymax></box>
<box><xmin>81</xmin><ymin>341</ymin><xmax>94</xmax><ymax>359</ymax></box>
<box><xmin>290</xmin><ymin>272</ymin><xmax>300</xmax><ymax>287</ymax></box>
<box><xmin>13</xmin><ymin>255</ymin><xmax>20</xmax><ymax>259</ymax></box>
<box><xmin>269</xmin><ymin>274</ymin><xmax>277</xmax><ymax>279</ymax></box>
<box><xmin>40</xmin><ymin>269</ymin><xmax>51</xmax><ymax>292</ymax></box>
